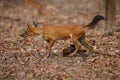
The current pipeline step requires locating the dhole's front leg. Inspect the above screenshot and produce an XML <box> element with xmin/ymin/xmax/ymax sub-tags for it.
<box><xmin>43</xmin><ymin>35</ymin><xmax>56</xmax><ymax>60</ymax></box>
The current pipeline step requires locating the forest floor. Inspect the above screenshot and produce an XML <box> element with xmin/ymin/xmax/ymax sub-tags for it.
<box><xmin>0</xmin><ymin>1</ymin><xmax>120</xmax><ymax>80</ymax></box>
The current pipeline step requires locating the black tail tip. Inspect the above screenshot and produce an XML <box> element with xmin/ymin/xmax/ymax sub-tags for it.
<box><xmin>94</xmin><ymin>15</ymin><xmax>105</xmax><ymax>21</ymax></box>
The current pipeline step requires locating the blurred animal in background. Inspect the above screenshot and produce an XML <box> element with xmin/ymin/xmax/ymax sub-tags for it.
<box><xmin>21</xmin><ymin>15</ymin><xmax>104</xmax><ymax>59</ymax></box>
<box><xmin>24</xmin><ymin>0</ymin><xmax>43</xmax><ymax>9</ymax></box>
<box><xmin>24</xmin><ymin>0</ymin><xmax>58</xmax><ymax>17</ymax></box>
<box><xmin>24</xmin><ymin>0</ymin><xmax>47</xmax><ymax>16</ymax></box>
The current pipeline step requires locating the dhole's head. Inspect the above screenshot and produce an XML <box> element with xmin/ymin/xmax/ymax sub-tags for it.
<box><xmin>21</xmin><ymin>24</ymin><xmax>36</xmax><ymax>38</ymax></box>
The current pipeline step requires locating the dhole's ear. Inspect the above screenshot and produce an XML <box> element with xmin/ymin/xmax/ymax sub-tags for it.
<box><xmin>33</xmin><ymin>21</ymin><xmax>38</xmax><ymax>27</ymax></box>
<box><xmin>27</xmin><ymin>23</ymin><xmax>34</xmax><ymax>29</ymax></box>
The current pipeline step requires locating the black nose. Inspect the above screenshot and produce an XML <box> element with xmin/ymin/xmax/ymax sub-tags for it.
<box><xmin>20</xmin><ymin>34</ymin><xmax>26</xmax><ymax>38</ymax></box>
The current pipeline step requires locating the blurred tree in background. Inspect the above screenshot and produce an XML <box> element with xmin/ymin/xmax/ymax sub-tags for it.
<box><xmin>105</xmin><ymin>0</ymin><xmax>116</xmax><ymax>32</ymax></box>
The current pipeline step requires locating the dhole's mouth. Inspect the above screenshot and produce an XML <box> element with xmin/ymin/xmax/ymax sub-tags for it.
<box><xmin>20</xmin><ymin>34</ymin><xmax>28</xmax><ymax>38</ymax></box>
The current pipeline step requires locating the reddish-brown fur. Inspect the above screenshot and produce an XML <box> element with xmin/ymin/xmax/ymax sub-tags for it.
<box><xmin>21</xmin><ymin>15</ymin><xmax>104</xmax><ymax>59</ymax></box>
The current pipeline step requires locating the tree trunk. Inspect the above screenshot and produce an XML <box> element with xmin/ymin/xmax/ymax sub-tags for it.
<box><xmin>105</xmin><ymin>0</ymin><xmax>116</xmax><ymax>32</ymax></box>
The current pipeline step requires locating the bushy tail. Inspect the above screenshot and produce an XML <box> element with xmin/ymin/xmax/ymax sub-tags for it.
<box><xmin>84</xmin><ymin>15</ymin><xmax>105</xmax><ymax>29</ymax></box>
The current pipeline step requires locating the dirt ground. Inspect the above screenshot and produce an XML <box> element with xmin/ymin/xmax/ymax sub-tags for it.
<box><xmin>0</xmin><ymin>0</ymin><xmax>120</xmax><ymax>80</ymax></box>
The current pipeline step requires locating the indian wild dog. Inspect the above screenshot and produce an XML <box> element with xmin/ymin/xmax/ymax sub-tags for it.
<box><xmin>21</xmin><ymin>15</ymin><xmax>104</xmax><ymax>59</ymax></box>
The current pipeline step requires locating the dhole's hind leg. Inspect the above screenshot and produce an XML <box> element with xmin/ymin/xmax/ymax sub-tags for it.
<box><xmin>69</xmin><ymin>37</ymin><xmax>80</xmax><ymax>56</ymax></box>
<box><xmin>79</xmin><ymin>33</ymin><xmax>95</xmax><ymax>53</ymax></box>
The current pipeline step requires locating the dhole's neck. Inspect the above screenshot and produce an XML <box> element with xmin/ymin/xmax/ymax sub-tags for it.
<box><xmin>32</xmin><ymin>27</ymin><xmax>44</xmax><ymax>35</ymax></box>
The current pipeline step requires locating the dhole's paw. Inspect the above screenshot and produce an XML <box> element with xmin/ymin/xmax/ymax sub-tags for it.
<box><xmin>69</xmin><ymin>52</ymin><xmax>76</xmax><ymax>57</ymax></box>
<box><xmin>91</xmin><ymin>46</ymin><xmax>97</xmax><ymax>53</ymax></box>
